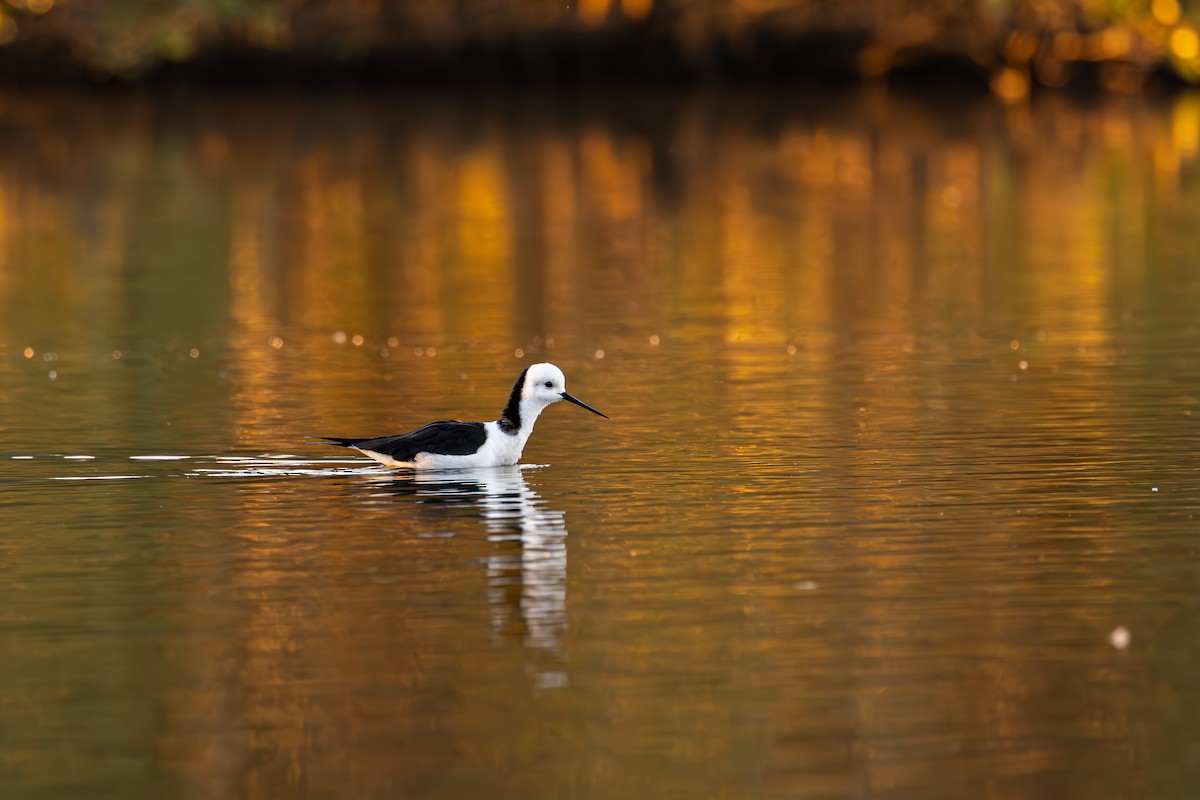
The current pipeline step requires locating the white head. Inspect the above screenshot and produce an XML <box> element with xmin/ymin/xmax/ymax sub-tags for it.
<box><xmin>524</xmin><ymin>363</ymin><xmax>568</xmax><ymax>406</ymax></box>
<box><xmin>499</xmin><ymin>362</ymin><xmax>607</xmax><ymax>434</ymax></box>
<box><xmin>523</xmin><ymin>363</ymin><xmax>607</xmax><ymax>417</ymax></box>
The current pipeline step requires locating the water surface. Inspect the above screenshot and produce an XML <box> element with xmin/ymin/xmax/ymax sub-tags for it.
<box><xmin>1</xmin><ymin>88</ymin><xmax>1198</xmax><ymax>798</ymax></box>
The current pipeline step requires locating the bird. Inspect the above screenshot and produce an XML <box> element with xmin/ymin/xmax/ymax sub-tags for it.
<box><xmin>318</xmin><ymin>362</ymin><xmax>608</xmax><ymax>469</ymax></box>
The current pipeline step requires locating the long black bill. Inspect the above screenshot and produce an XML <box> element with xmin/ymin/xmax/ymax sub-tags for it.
<box><xmin>560</xmin><ymin>392</ymin><xmax>609</xmax><ymax>419</ymax></box>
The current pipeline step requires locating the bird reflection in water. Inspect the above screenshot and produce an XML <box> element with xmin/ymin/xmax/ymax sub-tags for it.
<box><xmin>368</xmin><ymin>465</ymin><xmax>569</xmax><ymax>689</ymax></box>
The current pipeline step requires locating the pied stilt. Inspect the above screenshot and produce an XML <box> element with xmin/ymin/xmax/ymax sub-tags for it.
<box><xmin>319</xmin><ymin>362</ymin><xmax>608</xmax><ymax>468</ymax></box>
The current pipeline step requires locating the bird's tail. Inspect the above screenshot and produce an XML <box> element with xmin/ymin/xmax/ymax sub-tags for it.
<box><xmin>312</xmin><ymin>436</ymin><xmax>366</xmax><ymax>448</ymax></box>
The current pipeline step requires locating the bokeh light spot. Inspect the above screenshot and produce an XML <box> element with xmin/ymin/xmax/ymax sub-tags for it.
<box><xmin>1153</xmin><ymin>0</ymin><xmax>1182</xmax><ymax>27</ymax></box>
<box><xmin>1171</xmin><ymin>27</ymin><xmax>1199</xmax><ymax>61</ymax></box>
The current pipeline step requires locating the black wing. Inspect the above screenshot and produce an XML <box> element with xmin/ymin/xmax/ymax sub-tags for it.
<box><xmin>318</xmin><ymin>421</ymin><xmax>488</xmax><ymax>461</ymax></box>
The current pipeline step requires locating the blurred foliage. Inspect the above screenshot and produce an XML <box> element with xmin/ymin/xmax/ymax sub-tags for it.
<box><xmin>3</xmin><ymin>0</ymin><xmax>1200</xmax><ymax>92</ymax></box>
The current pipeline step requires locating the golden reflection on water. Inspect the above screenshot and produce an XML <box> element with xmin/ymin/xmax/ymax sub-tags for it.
<box><xmin>5</xmin><ymin>90</ymin><xmax>1180</xmax><ymax>376</ymax></box>
<box><xmin>1</xmin><ymin>89</ymin><xmax>1200</xmax><ymax>798</ymax></box>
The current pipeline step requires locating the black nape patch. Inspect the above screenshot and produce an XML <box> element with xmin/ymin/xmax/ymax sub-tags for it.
<box><xmin>498</xmin><ymin>367</ymin><xmax>528</xmax><ymax>434</ymax></box>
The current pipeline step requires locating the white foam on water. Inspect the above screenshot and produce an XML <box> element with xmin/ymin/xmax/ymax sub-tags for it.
<box><xmin>52</xmin><ymin>475</ymin><xmax>146</xmax><ymax>481</ymax></box>
<box><xmin>194</xmin><ymin>470</ymin><xmax>381</xmax><ymax>478</ymax></box>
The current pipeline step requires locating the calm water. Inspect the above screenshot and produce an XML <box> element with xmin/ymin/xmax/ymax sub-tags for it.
<box><xmin>1</xmin><ymin>88</ymin><xmax>1199</xmax><ymax>798</ymax></box>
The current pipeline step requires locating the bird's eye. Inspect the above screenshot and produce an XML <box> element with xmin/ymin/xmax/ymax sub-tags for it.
<box><xmin>544</xmin><ymin>381</ymin><xmax>554</xmax><ymax>388</ymax></box>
